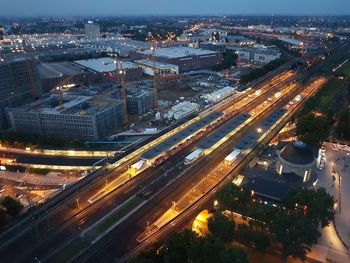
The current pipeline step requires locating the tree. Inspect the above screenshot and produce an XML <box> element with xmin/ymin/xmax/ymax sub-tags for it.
<box><xmin>285</xmin><ymin>187</ymin><xmax>334</xmax><ymax>228</ymax></box>
<box><xmin>235</xmin><ymin>223</ymin><xmax>270</xmax><ymax>252</ymax></box>
<box><xmin>208</xmin><ymin>212</ymin><xmax>235</xmax><ymax>243</ymax></box>
<box><xmin>194</xmin><ymin>235</ymin><xmax>226</xmax><ymax>263</ymax></box>
<box><xmin>1</xmin><ymin>196</ymin><xmax>23</xmax><ymax>217</ymax></box>
<box><xmin>296</xmin><ymin>114</ymin><xmax>331</xmax><ymax>147</ymax></box>
<box><xmin>251</xmin><ymin>231</ymin><xmax>271</xmax><ymax>252</ymax></box>
<box><xmin>336</xmin><ymin>109</ymin><xmax>350</xmax><ymax>140</ymax></box>
<box><xmin>163</xmin><ymin>229</ymin><xmax>200</xmax><ymax>263</ymax></box>
<box><xmin>271</xmin><ymin>210</ymin><xmax>320</xmax><ymax>260</ymax></box>
<box><xmin>131</xmin><ymin>243</ymin><xmax>162</xmax><ymax>263</ymax></box>
<box><xmin>215</xmin><ymin>183</ymin><xmax>251</xmax><ymax>213</ymax></box>
<box><xmin>0</xmin><ymin>209</ymin><xmax>7</xmax><ymax>228</ymax></box>
<box><xmin>219</xmin><ymin>247</ymin><xmax>249</xmax><ymax>263</ymax></box>
<box><xmin>246</xmin><ymin>203</ymin><xmax>279</xmax><ymax>231</ymax></box>
<box><xmin>240</xmin><ymin>57</ymin><xmax>287</xmax><ymax>85</ymax></box>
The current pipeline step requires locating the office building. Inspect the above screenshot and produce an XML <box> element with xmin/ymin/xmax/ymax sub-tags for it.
<box><xmin>7</xmin><ymin>93</ymin><xmax>124</xmax><ymax>140</ymax></box>
<box><xmin>85</xmin><ymin>22</ymin><xmax>101</xmax><ymax>39</ymax></box>
<box><xmin>0</xmin><ymin>56</ymin><xmax>41</xmax><ymax>129</ymax></box>
<box><xmin>126</xmin><ymin>88</ymin><xmax>153</xmax><ymax>115</ymax></box>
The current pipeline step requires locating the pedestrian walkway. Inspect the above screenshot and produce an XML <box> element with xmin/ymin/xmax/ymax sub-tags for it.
<box><xmin>313</xmin><ymin>142</ymin><xmax>350</xmax><ymax>262</ymax></box>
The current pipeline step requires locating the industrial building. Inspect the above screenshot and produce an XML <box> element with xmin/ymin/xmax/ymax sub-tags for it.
<box><xmin>166</xmin><ymin>101</ymin><xmax>199</xmax><ymax>120</ymax></box>
<box><xmin>135</xmin><ymin>59</ymin><xmax>179</xmax><ymax>76</ymax></box>
<box><xmin>233</xmin><ymin>47</ymin><xmax>281</xmax><ymax>64</ymax></box>
<box><xmin>74</xmin><ymin>57</ymin><xmax>143</xmax><ymax>82</ymax></box>
<box><xmin>104</xmin><ymin>38</ymin><xmax>150</xmax><ymax>57</ymax></box>
<box><xmin>7</xmin><ymin>93</ymin><xmax>124</xmax><ymax>140</ymax></box>
<box><xmin>130</xmin><ymin>46</ymin><xmax>222</xmax><ymax>72</ymax></box>
<box><xmin>126</xmin><ymin>88</ymin><xmax>153</xmax><ymax>115</ymax></box>
<box><xmin>85</xmin><ymin>22</ymin><xmax>101</xmax><ymax>39</ymax></box>
<box><xmin>0</xmin><ymin>56</ymin><xmax>42</xmax><ymax>129</ymax></box>
<box><xmin>199</xmin><ymin>42</ymin><xmax>227</xmax><ymax>52</ymax></box>
<box><xmin>278</xmin><ymin>37</ymin><xmax>304</xmax><ymax>48</ymax></box>
<box><xmin>38</xmin><ymin>62</ymin><xmax>95</xmax><ymax>92</ymax></box>
<box><xmin>203</xmin><ymin>86</ymin><xmax>236</xmax><ymax>103</ymax></box>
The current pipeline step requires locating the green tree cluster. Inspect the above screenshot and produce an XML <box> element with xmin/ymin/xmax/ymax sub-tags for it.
<box><xmin>336</xmin><ymin>108</ymin><xmax>350</xmax><ymax>140</ymax></box>
<box><xmin>1</xmin><ymin>196</ymin><xmax>23</xmax><ymax>217</ymax></box>
<box><xmin>0</xmin><ymin>131</ymin><xmax>84</xmax><ymax>149</ymax></box>
<box><xmin>240</xmin><ymin>58</ymin><xmax>287</xmax><ymax>85</ymax></box>
<box><xmin>132</xmin><ymin>229</ymin><xmax>248</xmax><ymax>263</ymax></box>
<box><xmin>214</xmin><ymin>51</ymin><xmax>238</xmax><ymax>71</ymax></box>
<box><xmin>296</xmin><ymin>114</ymin><xmax>331</xmax><ymax>147</ymax></box>
<box><xmin>215</xmin><ymin>184</ymin><xmax>334</xmax><ymax>260</ymax></box>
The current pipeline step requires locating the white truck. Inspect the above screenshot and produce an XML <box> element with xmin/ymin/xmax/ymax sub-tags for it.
<box><xmin>224</xmin><ymin>149</ymin><xmax>241</xmax><ymax>165</ymax></box>
<box><xmin>128</xmin><ymin>160</ymin><xmax>146</xmax><ymax>176</ymax></box>
<box><xmin>184</xmin><ymin>149</ymin><xmax>204</xmax><ymax>165</ymax></box>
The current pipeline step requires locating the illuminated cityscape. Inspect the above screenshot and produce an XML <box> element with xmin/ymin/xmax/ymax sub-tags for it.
<box><xmin>0</xmin><ymin>1</ymin><xmax>350</xmax><ymax>262</ymax></box>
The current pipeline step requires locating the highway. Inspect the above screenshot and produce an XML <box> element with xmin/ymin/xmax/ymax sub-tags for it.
<box><xmin>75</xmin><ymin>77</ymin><xmax>325</xmax><ymax>263</ymax></box>
<box><xmin>0</xmin><ymin>70</ymin><xmax>297</xmax><ymax>262</ymax></box>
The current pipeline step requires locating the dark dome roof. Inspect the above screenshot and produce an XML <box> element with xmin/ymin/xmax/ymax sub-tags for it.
<box><xmin>279</xmin><ymin>141</ymin><xmax>315</xmax><ymax>165</ymax></box>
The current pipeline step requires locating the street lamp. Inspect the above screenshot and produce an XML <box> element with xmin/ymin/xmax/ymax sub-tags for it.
<box><xmin>257</xmin><ymin>128</ymin><xmax>263</xmax><ymax>133</ymax></box>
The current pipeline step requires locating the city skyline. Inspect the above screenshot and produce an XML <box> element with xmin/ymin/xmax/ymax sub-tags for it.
<box><xmin>1</xmin><ymin>0</ymin><xmax>350</xmax><ymax>17</ymax></box>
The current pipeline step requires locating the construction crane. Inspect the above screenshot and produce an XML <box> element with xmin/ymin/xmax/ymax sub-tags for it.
<box><xmin>150</xmin><ymin>40</ymin><xmax>158</xmax><ymax>109</ymax></box>
<box><xmin>116</xmin><ymin>60</ymin><xmax>128</xmax><ymax>124</ymax></box>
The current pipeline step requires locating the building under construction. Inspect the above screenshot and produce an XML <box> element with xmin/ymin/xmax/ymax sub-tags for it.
<box><xmin>0</xmin><ymin>56</ymin><xmax>42</xmax><ymax>129</ymax></box>
<box><xmin>130</xmin><ymin>46</ymin><xmax>222</xmax><ymax>72</ymax></box>
<box><xmin>7</xmin><ymin>93</ymin><xmax>124</xmax><ymax>140</ymax></box>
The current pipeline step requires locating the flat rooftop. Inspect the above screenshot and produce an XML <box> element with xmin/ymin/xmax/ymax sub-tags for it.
<box><xmin>135</xmin><ymin>59</ymin><xmax>179</xmax><ymax>69</ymax></box>
<box><xmin>278</xmin><ymin>37</ymin><xmax>303</xmax><ymax>46</ymax></box>
<box><xmin>141</xmin><ymin>46</ymin><xmax>218</xmax><ymax>59</ymax></box>
<box><xmin>10</xmin><ymin>93</ymin><xmax>122</xmax><ymax>116</ymax></box>
<box><xmin>74</xmin><ymin>57</ymin><xmax>139</xmax><ymax>73</ymax></box>
<box><xmin>141</xmin><ymin>112</ymin><xmax>223</xmax><ymax>160</ymax></box>
<box><xmin>198</xmin><ymin>114</ymin><xmax>251</xmax><ymax>150</ymax></box>
<box><xmin>39</xmin><ymin>62</ymin><xmax>84</xmax><ymax>79</ymax></box>
<box><xmin>235</xmin><ymin>109</ymin><xmax>287</xmax><ymax>150</ymax></box>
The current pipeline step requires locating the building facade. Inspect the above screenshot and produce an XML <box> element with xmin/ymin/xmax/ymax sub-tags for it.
<box><xmin>277</xmin><ymin>141</ymin><xmax>316</xmax><ymax>183</ymax></box>
<box><xmin>85</xmin><ymin>22</ymin><xmax>101</xmax><ymax>39</ymax></box>
<box><xmin>7</xmin><ymin>94</ymin><xmax>123</xmax><ymax>140</ymax></box>
<box><xmin>126</xmin><ymin>89</ymin><xmax>153</xmax><ymax>115</ymax></box>
<box><xmin>0</xmin><ymin>57</ymin><xmax>41</xmax><ymax>129</ymax></box>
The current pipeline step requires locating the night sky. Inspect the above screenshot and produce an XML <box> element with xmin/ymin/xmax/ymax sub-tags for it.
<box><xmin>1</xmin><ymin>0</ymin><xmax>349</xmax><ymax>16</ymax></box>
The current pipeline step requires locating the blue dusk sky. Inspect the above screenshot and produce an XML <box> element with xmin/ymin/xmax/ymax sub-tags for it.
<box><xmin>1</xmin><ymin>0</ymin><xmax>349</xmax><ymax>16</ymax></box>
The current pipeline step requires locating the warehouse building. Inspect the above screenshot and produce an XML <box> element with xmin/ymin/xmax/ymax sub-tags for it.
<box><xmin>39</xmin><ymin>61</ymin><xmax>95</xmax><ymax>93</ymax></box>
<box><xmin>130</xmin><ymin>46</ymin><xmax>222</xmax><ymax>72</ymax></box>
<box><xmin>7</xmin><ymin>94</ymin><xmax>124</xmax><ymax>140</ymax></box>
<box><xmin>74</xmin><ymin>57</ymin><xmax>143</xmax><ymax>82</ymax></box>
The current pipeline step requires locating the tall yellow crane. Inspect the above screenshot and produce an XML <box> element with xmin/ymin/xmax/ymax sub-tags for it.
<box><xmin>150</xmin><ymin>40</ymin><xmax>158</xmax><ymax>109</ymax></box>
<box><xmin>116</xmin><ymin>60</ymin><xmax>128</xmax><ymax>124</ymax></box>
